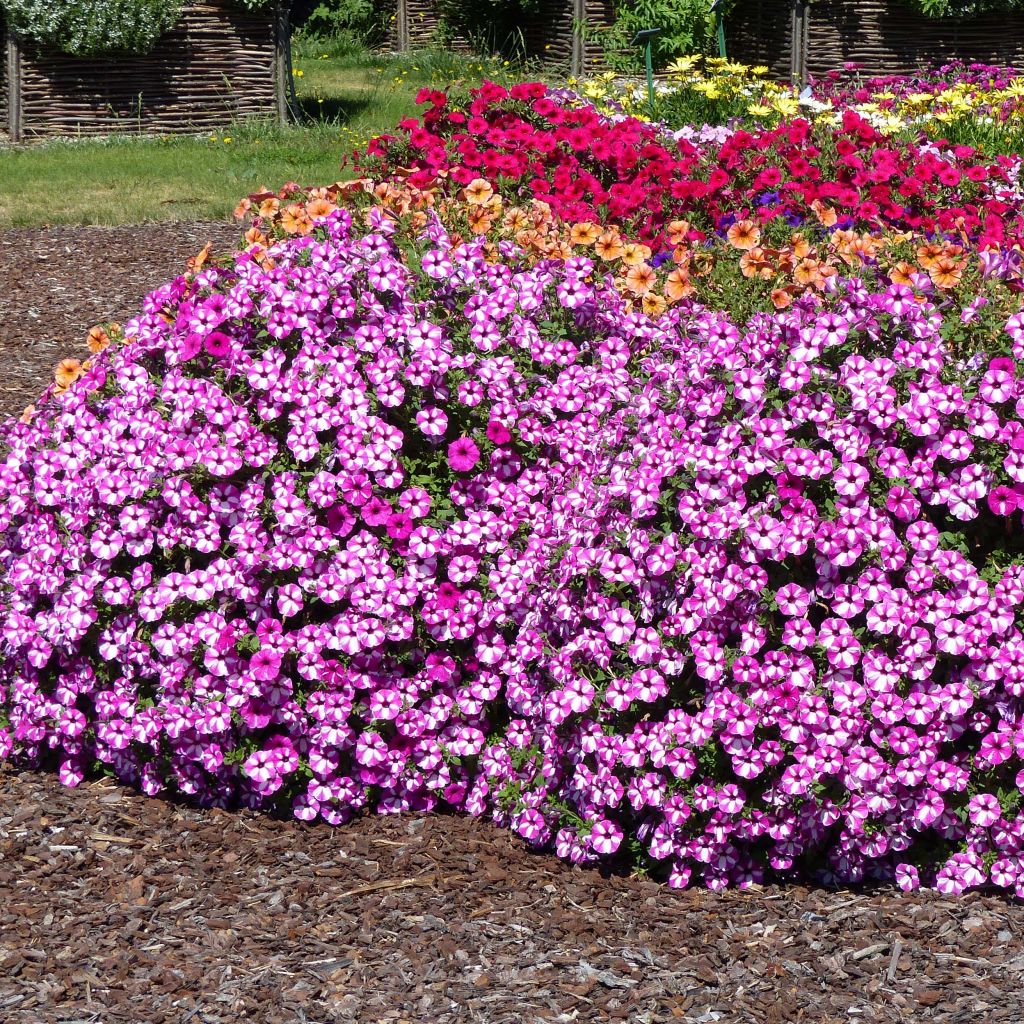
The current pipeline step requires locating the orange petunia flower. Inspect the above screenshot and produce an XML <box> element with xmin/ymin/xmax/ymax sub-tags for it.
<box><xmin>664</xmin><ymin>269</ymin><xmax>695</xmax><ymax>302</ymax></box>
<box><xmin>54</xmin><ymin>358</ymin><xmax>83</xmax><ymax>390</ymax></box>
<box><xmin>280</xmin><ymin>203</ymin><xmax>313</xmax><ymax>235</ymax></box>
<box><xmin>739</xmin><ymin>247</ymin><xmax>775</xmax><ymax>279</ymax></box>
<box><xmin>726</xmin><ymin>219</ymin><xmax>761</xmax><ymax>251</ymax></box>
<box><xmin>467</xmin><ymin>207</ymin><xmax>494</xmax><ymax>234</ymax></box>
<box><xmin>811</xmin><ymin>199</ymin><xmax>838</xmax><ymax>227</ymax></box>
<box><xmin>244</xmin><ymin>227</ymin><xmax>268</xmax><ymax>248</ymax></box>
<box><xmin>86</xmin><ymin>325</ymin><xmax>111</xmax><ymax>353</ymax></box>
<box><xmin>794</xmin><ymin>258</ymin><xmax>824</xmax><ymax>287</ymax></box>
<box><xmin>187</xmin><ymin>242</ymin><xmax>214</xmax><ymax>274</ymax></box>
<box><xmin>233</xmin><ymin>197</ymin><xmax>252</xmax><ymax>220</ymax></box>
<box><xmin>929</xmin><ymin>256</ymin><xmax>965</xmax><ymax>290</ymax></box>
<box><xmin>771</xmin><ymin>286</ymin><xmax>796</xmax><ymax>309</ymax></box>
<box><xmin>305</xmin><ymin>197</ymin><xmax>337</xmax><ymax>219</ymax></box>
<box><xmin>642</xmin><ymin>293</ymin><xmax>668</xmax><ymax>317</ymax></box>
<box><xmin>666</xmin><ymin>219</ymin><xmax>691</xmax><ymax>246</ymax></box>
<box><xmin>888</xmin><ymin>261</ymin><xmax>917</xmax><ymax>286</ymax></box>
<box><xmin>672</xmin><ymin>244</ymin><xmax>692</xmax><ymax>266</ymax></box>
<box><xmin>504</xmin><ymin>207</ymin><xmax>531</xmax><ymax>232</ymax></box>
<box><xmin>464</xmin><ymin>178</ymin><xmax>495</xmax><ymax>206</ymax></box>
<box><xmin>916</xmin><ymin>242</ymin><xmax>947</xmax><ymax>271</ymax></box>
<box><xmin>19</xmin><ymin>405</ymin><xmax>34</xmax><ymax>424</ymax></box>
<box><xmin>624</xmin><ymin>263</ymin><xmax>657</xmax><ymax>296</ymax></box>
<box><xmin>790</xmin><ymin>235</ymin><xmax>813</xmax><ymax>260</ymax></box>
<box><xmin>595</xmin><ymin>230</ymin><xmax>625</xmax><ymax>261</ymax></box>
<box><xmin>621</xmin><ymin>242</ymin><xmax>653</xmax><ymax>267</ymax></box>
<box><xmin>570</xmin><ymin>221</ymin><xmax>601</xmax><ymax>245</ymax></box>
<box><xmin>258</xmin><ymin>196</ymin><xmax>280</xmax><ymax>220</ymax></box>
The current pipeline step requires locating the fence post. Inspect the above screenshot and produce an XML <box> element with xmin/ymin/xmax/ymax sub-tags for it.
<box><xmin>790</xmin><ymin>0</ymin><xmax>810</xmax><ymax>86</ymax></box>
<box><xmin>571</xmin><ymin>0</ymin><xmax>585</xmax><ymax>77</ymax></box>
<box><xmin>6</xmin><ymin>28</ymin><xmax>20</xmax><ymax>142</ymax></box>
<box><xmin>274</xmin><ymin>4</ymin><xmax>288</xmax><ymax>126</ymax></box>
<box><xmin>397</xmin><ymin>0</ymin><xmax>409</xmax><ymax>52</ymax></box>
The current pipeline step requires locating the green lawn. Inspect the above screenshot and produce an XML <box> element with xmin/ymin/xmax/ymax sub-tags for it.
<box><xmin>0</xmin><ymin>50</ymin><xmax>517</xmax><ymax>229</ymax></box>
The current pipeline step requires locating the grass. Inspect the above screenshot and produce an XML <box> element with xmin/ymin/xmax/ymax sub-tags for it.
<box><xmin>0</xmin><ymin>48</ymin><xmax>520</xmax><ymax>229</ymax></box>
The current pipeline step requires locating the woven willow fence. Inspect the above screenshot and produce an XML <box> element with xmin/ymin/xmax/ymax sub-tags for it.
<box><xmin>390</xmin><ymin>0</ymin><xmax>614</xmax><ymax>74</ymax></box>
<box><xmin>728</xmin><ymin>0</ymin><xmax>1024</xmax><ymax>83</ymax></box>
<box><xmin>3</xmin><ymin>2</ymin><xmax>287</xmax><ymax>141</ymax></box>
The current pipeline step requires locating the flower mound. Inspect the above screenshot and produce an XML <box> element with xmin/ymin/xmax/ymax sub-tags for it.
<box><xmin>7</xmin><ymin>157</ymin><xmax>1024</xmax><ymax>894</ymax></box>
<box><xmin>0</xmin><ymin>207</ymin><xmax>639</xmax><ymax>825</ymax></box>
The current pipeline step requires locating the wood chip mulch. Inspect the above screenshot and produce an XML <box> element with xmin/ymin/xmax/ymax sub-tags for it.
<box><xmin>3</xmin><ymin>223</ymin><xmax>1024</xmax><ymax>1023</ymax></box>
<box><xmin>0</xmin><ymin>222</ymin><xmax>241</xmax><ymax>419</ymax></box>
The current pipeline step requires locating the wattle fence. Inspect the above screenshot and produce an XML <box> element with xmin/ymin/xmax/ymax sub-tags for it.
<box><xmin>727</xmin><ymin>0</ymin><xmax>1024</xmax><ymax>83</ymax></box>
<box><xmin>389</xmin><ymin>0</ymin><xmax>615</xmax><ymax>74</ymax></box>
<box><xmin>2</xmin><ymin>2</ymin><xmax>287</xmax><ymax>142</ymax></box>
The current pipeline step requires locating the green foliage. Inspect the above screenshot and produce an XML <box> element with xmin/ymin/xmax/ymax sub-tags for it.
<box><xmin>1</xmin><ymin>0</ymin><xmax>274</xmax><ymax>57</ymax></box>
<box><xmin>897</xmin><ymin>0</ymin><xmax>1024</xmax><ymax>15</ymax></box>
<box><xmin>590</xmin><ymin>0</ymin><xmax>717</xmax><ymax>72</ymax></box>
<box><xmin>2</xmin><ymin>0</ymin><xmax>183</xmax><ymax>56</ymax></box>
<box><xmin>294</xmin><ymin>0</ymin><xmax>393</xmax><ymax>55</ymax></box>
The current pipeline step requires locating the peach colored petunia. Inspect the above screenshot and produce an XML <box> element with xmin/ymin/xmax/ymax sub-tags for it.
<box><xmin>570</xmin><ymin>221</ymin><xmax>601</xmax><ymax>245</ymax></box>
<box><xmin>666</xmin><ymin>219</ymin><xmax>690</xmax><ymax>245</ymax></box>
<box><xmin>664</xmin><ymin>269</ymin><xmax>695</xmax><ymax>302</ymax></box>
<box><xmin>86</xmin><ymin>325</ymin><xmax>111</xmax><ymax>353</ymax></box>
<box><xmin>726</xmin><ymin>220</ymin><xmax>761</xmax><ymax>251</ymax></box>
<box><xmin>467</xmin><ymin>207</ymin><xmax>494</xmax><ymax>234</ymax></box>
<box><xmin>929</xmin><ymin>256</ymin><xmax>964</xmax><ymax>290</ymax></box>
<box><xmin>305</xmin><ymin>197</ymin><xmax>337</xmax><ymax>219</ymax></box>
<box><xmin>739</xmin><ymin>247</ymin><xmax>775</xmax><ymax>280</ymax></box>
<box><xmin>770</xmin><ymin>287</ymin><xmax>796</xmax><ymax>309</ymax></box>
<box><xmin>793</xmin><ymin>258</ymin><xmax>824</xmax><ymax>287</ymax></box>
<box><xmin>624</xmin><ymin>263</ymin><xmax>657</xmax><ymax>296</ymax></box>
<box><xmin>642</xmin><ymin>293</ymin><xmax>668</xmax><ymax>317</ymax></box>
<box><xmin>187</xmin><ymin>242</ymin><xmax>214</xmax><ymax>274</ymax></box>
<box><xmin>888</xmin><ymin>261</ymin><xmax>917</xmax><ymax>286</ymax></box>
<box><xmin>54</xmin><ymin>358</ymin><xmax>83</xmax><ymax>390</ymax></box>
<box><xmin>621</xmin><ymin>242</ymin><xmax>653</xmax><ymax>267</ymax></box>
<box><xmin>464</xmin><ymin>179</ymin><xmax>495</xmax><ymax>206</ymax></box>
<box><xmin>595</xmin><ymin>230</ymin><xmax>625</xmax><ymax>262</ymax></box>
<box><xmin>811</xmin><ymin>200</ymin><xmax>838</xmax><ymax>227</ymax></box>
<box><xmin>280</xmin><ymin>204</ymin><xmax>313</xmax><ymax>235</ymax></box>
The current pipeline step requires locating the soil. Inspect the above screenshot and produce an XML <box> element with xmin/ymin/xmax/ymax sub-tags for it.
<box><xmin>2</xmin><ymin>222</ymin><xmax>1024</xmax><ymax>1024</ymax></box>
<box><xmin>0</xmin><ymin>221</ymin><xmax>241</xmax><ymax>419</ymax></box>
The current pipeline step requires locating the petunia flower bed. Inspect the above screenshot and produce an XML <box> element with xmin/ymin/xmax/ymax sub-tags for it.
<box><xmin>7</xmin><ymin>85</ymin><xmax>1024</xmax><ymax>895</ymax></box>
<box><xmin>360</xmin><ymin>81</ymin><xmax>1024</xmax><ymax>252</ymax></box>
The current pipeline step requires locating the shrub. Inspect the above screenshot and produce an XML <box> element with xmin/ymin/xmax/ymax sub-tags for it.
<box><xmin>1</xmin><ymin>0</ymin><xmax>274</xmax><ymax>57</ymax></box>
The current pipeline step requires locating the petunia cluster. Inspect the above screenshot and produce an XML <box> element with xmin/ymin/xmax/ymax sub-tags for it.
<box><xmin>6</xmin><ymin>192</ymin><xmax>1024</xmax><ymax>896</ymax></box>
<box><xmin>361</xmin><ymin>80</ymin><xmax>1024</xmax><ymax>251</ymax></box>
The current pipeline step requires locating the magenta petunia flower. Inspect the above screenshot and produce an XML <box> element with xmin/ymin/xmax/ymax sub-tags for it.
<box><xmin>988</xmin><ymin>485</ymin><xmax>1018</xmax><ymax>516</ymax></box>
<box><xmin>385</xmin><ymin>512</ymin><xmax>414</xmax><ymax>540</ymax></box>
<box><xmin>436</xmin><ymin>582</ymin><xmax>463</xmax><ymax>609</ymax></box>
<box><xmin>447</xmin><ymin>437</ymin><xmax>480</xmax><ymax>472</ymax></box>
<box><xmin>250</xmin><ymin>649</ymin><xmax>282</xmax><ymax>682</ymax></box>
<box><xmin>486</xmin><ymin>420</ymin><xmax>512</xmax><ymax>445</ymax></box>
<box><xmin>361</xmin><ymin>496</ymin><xmax>392</xmax><ymax>527</ymax></box>
<box><xmin>204</xmin><ymin>331</ymin><xmax>232</xmax><ymax>358</ymax></box>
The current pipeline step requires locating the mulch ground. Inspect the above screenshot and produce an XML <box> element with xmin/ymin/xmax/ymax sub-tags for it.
<box><xmin>0</xmin><ymin>222</ymin><xmax>241</xmax><ymax>419</ymax></box>
<box><xmin>2</xmin><ymin>223</ymin><xmax>1024</xmax><ymax>1023</ymax></box>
